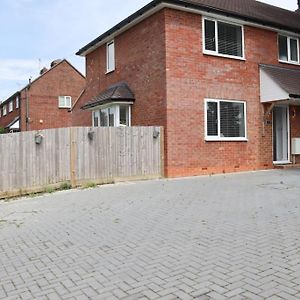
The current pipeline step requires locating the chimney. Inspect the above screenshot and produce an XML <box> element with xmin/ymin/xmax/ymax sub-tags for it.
<box><xmin>50</xmin><ymin>59</ymin><xmax>62</xmax><ymax>68</ymax></box>
<box><xmin>39</xmin><ymin>67</ymin><xmax>48</xmax><ymax>75</ymax></box>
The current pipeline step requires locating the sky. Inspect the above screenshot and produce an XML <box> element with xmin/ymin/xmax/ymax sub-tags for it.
<box><xmin>0</xmin><ymin>0</ymin><xmax>298</xmax><ymax>101</ymax></box>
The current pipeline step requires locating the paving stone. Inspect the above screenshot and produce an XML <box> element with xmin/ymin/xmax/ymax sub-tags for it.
<box><xmin>0</xmin><ymin>170</ymin><xmax>300</xmax><ymax>299</ymax></box>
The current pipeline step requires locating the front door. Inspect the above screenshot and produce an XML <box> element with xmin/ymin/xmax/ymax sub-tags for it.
<box><xmin>273</xmin><ymin>106</ymin><xmax>289</xmax><ymax>163</ymax></box>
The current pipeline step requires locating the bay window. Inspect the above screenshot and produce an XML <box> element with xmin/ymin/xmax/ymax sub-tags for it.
<box><xmin>93</xmin><ymin>104</ymin><xmax>131</xmax><ymax>127</ymax></box>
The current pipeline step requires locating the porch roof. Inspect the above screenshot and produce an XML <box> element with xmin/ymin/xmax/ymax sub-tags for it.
<box><xmin>5</xmin><ymin>117</ymin><xmax>20</xmax><ymax>130</ymax></box>
<box><xmin>260</xmin><ymin>64</ymin><xmax>300</xmax><ymax>103</ymax></box>
<box><xmin>82</xmin><ymin>82</ymin><xmax>135</xmax><ymax>110</ymax></box>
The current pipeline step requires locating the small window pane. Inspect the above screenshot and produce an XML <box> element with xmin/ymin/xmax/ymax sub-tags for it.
<box><xmin>218</xmin><ymin>22</ymin><xmax>243</xmax><ymax>57</ymax></box>
<box><xmin>108</xmin><ymin>107</ymin><xmax>115</xmax><ymax>127</ymax></box>
<box><xmin>206</xmin><ymin>102</ymin><xmax>218</xmax><ymax>136</ymax></box>
<box><xmin>120</xmin><ymin>106</ymin><xmax>129</xmax><ymax>126</ymax></box>
<box><xmin>290</xmin><ymin>38</ymin><xmax>298</xmax><ymax>62</ymax></box>
<box><xmin>220</xmin><ymin>102</ymin><xmax>245</xmax><ymax>138</ymax></box>
<box><xmin>100</xmin><ymin>110</ymin><xmax>108</xmax><ymax>127</ymax></box>
<box><xmin>93</xmin><ymin>111</ymin><xmax>99</xmax><ymax>127</ymax></box>
<box><xmin>66</xmin><ymin>96</ymin><xmax>72</xmax><ymax>108</ymax></box>
<box><xmin>9</xmin><ymin>101</ymin><xmax>13</xmax><ymax>112</ymax></box>
<box><xmin>279</xmin><ymin>35</ymin><xmax>288</xmax><ymax>61</ymax></box>
<box><xmin>204</xmin><ymin>20</ymin><xmax>216</xmax><ymax>51</ymax></box>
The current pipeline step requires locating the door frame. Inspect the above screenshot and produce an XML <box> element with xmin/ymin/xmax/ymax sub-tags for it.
<box><xmin>272</xmin><ymin>105</ymin><xmax>291</xmax><ymax>165</ymax></box>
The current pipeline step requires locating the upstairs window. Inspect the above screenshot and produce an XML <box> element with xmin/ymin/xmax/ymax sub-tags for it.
<box><xmin>205</xmin><ymin>99</ymin><xmax>247</xmax><ymax>141</ymax></box>
<box><xmin>58</xmin><ymin>96</ymin><xmax>72</xmax><ymax>108</ymax></box>
<box><xmin>16</xmin><ymin>96</ymin><xmax>19</xmax><ymax>109</ymax></box>
<box><xmin>9</xmin><ymin>101</ymin><xmax>13</xmax><ymax>112</ymax></box>
<box><xmin>204</xmin><ymin>18</ymin><xmax>244</xmax><ymax>59</ymax></box>
<box><xmin>106</xmin><ymin>41</ymin><xmax>115</xmax><ymax>73</ymax></box>
<box><xmin>3</xmin><ymin>105</ymin><xmax>7</xmax><ymax>116</ymax></box>
<box><xmin>278</xmin><ymin>35</ymin><xmax>299</xmax><ymax>64</ymax></box>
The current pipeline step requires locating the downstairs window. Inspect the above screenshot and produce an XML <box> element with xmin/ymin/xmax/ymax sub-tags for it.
<box><xmin>205</xmin><ymin>99</ymin><xmax>247</xmax><ymax>141</ymax></box>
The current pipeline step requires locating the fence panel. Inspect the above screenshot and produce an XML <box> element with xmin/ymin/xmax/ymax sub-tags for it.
<box><xmin>0</xmin><ymin>127</ymin><xmax>163</xmax><ymax>197</ymax></box>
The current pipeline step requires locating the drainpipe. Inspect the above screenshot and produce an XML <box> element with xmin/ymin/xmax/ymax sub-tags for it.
<box><xmin>25</xmin><ymin>78</ymin><xmax>31</xmax><ymax>131</ymax></box>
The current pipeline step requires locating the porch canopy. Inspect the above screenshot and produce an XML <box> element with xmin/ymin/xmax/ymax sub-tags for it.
<box><xmin>260</xmin><ymin>64</ymin><xmax>300</xmax><ymax>105</ymax></box>
<box><xmin>82</xmin><ymin>82</ymin><xmax>135</xmax><ymax>110</ymax></box>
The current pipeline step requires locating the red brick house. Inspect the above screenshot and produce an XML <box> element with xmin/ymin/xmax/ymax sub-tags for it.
<box><xmin>73</xmin><ymin>0</ymin><xmax>300</xmax><ymax>177</ymax></box>
<box><xmin>0</xmin><ymin>59</ymin><xmax>85</xmax><ymax>133</ymax></box>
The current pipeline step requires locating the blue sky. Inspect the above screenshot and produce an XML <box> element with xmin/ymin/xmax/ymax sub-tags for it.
<box><xmin>0</xmin><ymin>0</ymin><xmax>298</xmax><ymax>101</ymax></box>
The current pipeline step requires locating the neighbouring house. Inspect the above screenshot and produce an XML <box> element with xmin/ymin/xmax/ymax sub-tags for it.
<box><xmin>0</xmin><ymin>59</ymin><xmax>85</xmax><ymax>133</ymax></box>
<box><xmin>73</xmin><ymin>0</ymin><xmax>300</xmax><ymax>177</ymax></box>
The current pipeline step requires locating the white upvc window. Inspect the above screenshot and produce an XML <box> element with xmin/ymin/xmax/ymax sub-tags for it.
<box><xmin>278</xmin><ymin>34</ymin><xmax>299</xmax><ymax>64</ymax></box>
<box><xmin>203</xmin><ymin>18</ymin><xmax>245</xmax><ymax>60</ymax></box>
<box><xmin>106</xmin><ymin>40</ymin><xmax>115</xmax><ymax>73</ymax></box>
<box><xmin>58</xmin><ymin>96</ymin><xmax>72</xmax><ymax>108</ymax></box>
<box><xmin>3</xmin><ymin>105</ymin><xmax>7</xmax><ymax>116</ymax></box>
<box><xmin>9</xmin><ymin>101</ymin><xmax>13</xmax><ymax>112</ymax></box>
<box><xmin>93</xmin><ymin>104</ymin><xmax>131</xmax><ymax>128</ymax></box>
<box><xmin>16</xmin><ymin>96</ymin><xmax>19</xmax><ymax>109</ymax></box>
<box><xmin>205</xmin><ymin>99</ymin><xmax>247</xmax><ymax>141</ymax></box>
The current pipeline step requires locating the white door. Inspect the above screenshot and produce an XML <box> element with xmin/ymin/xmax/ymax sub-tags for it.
<box><xmin>273</xmin><ymin>106</ymin><xmax>289</xmax><ymax>163</ymax></box>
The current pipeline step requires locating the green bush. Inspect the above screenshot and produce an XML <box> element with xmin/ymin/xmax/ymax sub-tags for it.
<box><xmin>60</xmin><ymin>182</ymin><xmax>72</xmax><ymax>190</ymax></box>
<box><xmin>0</xmin><ymin>127</ymin><xmax>5</xmax><ymax>134</ymax></box>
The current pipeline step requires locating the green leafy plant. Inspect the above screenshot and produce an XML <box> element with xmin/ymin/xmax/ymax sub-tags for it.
<box><xmin>83</xmin><ymin>182</ymin><xmax>97</xmax><ymax>189</ymax></box>
<box><xmin>60</xmin><ymin>182</ymin><xmax>72</xmax><ymax>190</ymax></box>
<box><xmin>0</xmin><ymin>127</ymin><xmax>5</xmax><ymax>134</ymax></box>
<box><xmin>45</xmin><ymin>186</ymin><xmax>55</xmax><ymax>194</ymax></box>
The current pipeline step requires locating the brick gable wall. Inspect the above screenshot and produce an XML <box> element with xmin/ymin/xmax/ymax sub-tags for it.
<box><xmin>72</xmin><ymin>10</ymin><xmax>167</xmax><ymax>131</ymax></box>
<box><xmin>20</xmin><ymin>61</ymin><xmax>85</xmax><ymax>131</ymax></box>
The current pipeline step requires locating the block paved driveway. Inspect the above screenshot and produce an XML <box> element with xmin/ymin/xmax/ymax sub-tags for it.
<box><xmin>1</xmin><ymin>170</ymin><xmax>300</xmax><ymax>300</ymax></box>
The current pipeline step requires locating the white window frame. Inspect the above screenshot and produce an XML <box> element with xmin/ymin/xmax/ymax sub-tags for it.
<box><xmin>58</xmin><ymin>96</ymin><xmax>72</xmax><ymax>108</ymax></box>
<box><xmin>204</xmin><ymin>98</ymin><xmax>247</xmax><ymax>142</ymax></box>
<box><xmin>16</xmin><ymin>96</ymin><xmax>19</xmax><ymax>109</ymax></box>
<box><xmin>106</xmin><ymin>40</ymin><xmax>115</xmax><ymax>73</ymax></box>
<box><xmin>3</xmin><ymin>105</ymin><xmax>7</xmax><ymax>116</ymax></box>
<box><xmin>92</xmin><ymin>103</ymin><xmax>132</xmax><ymax>127</ymax></box>
<box><xmin>202</xmin><ymin>17</ymin><xmax>245</xmax><ymax>61</ymax></box>
<box><xmin>278</xmin><ymin>34</ymin><xmax>300</xmax><ymax>65</ymax></box>
<box><xmin>8</xmin><ymin>101</ymin><xmax>13</xmax><ymax>113</ymax></box>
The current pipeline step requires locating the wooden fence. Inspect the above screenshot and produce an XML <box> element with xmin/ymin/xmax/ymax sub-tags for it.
<box><xmin>0</xmin><ymin>127</ymin><xmax>163</xmax><ymax>198</ymax></box>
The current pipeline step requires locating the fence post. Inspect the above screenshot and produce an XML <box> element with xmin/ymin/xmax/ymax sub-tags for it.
<box><xmin>70</xmin><ymin>127</ymin><xmax>77</xmax><ymax>187</ymax></box>
<box><xmin>160</xmin><ymin>126</ymin><xmax>165</xmax><ymax>178</ymax></box>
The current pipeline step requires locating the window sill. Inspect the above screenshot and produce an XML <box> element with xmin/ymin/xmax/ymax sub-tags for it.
<box><xmin>205</xmin><ymin>138</ymin><xmax>248</xmax><ymax>142</ymax></box>
<box><xmin>203</xmin><ymin>51</ymin><xmax>246</xmax><ymax>61</ymax></box>
<box><xmin>59</xmin><ymin>107</ymin><xmax>71</xmax><ymax>109</ymax></box>
<box><xmin>278</xmin><ymin>60</ymin><xmax>300</xmax><ymax>66</ymax></box>
<box><xmin>106</xmin><ymin>69</ymin><xmax>115</xmax><ymax>75</ymax></box>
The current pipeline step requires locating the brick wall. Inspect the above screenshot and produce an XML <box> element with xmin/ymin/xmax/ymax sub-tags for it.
<box><xmin>290</xmin><ymin>106</ymin><xmax>300</xmax><ymax>164</ymax></box>
<box><xmin>20</xmin><ymin>61</ymin><xmax>85</xmax><ymax>131</ymax></box>
<box><xmin>164</xmin><ymin>8</ymin><xmax>300</xmax><ymax>177</ymax></box>
<box><xmin>73</xmin><ymin>8</ymin><xmax>300</xmax><ymax>177</ymax></box>
<box><xmin>72</xmin><ymin>10</ymin><xmax>167</xmax><ymax>132</ymax></box>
